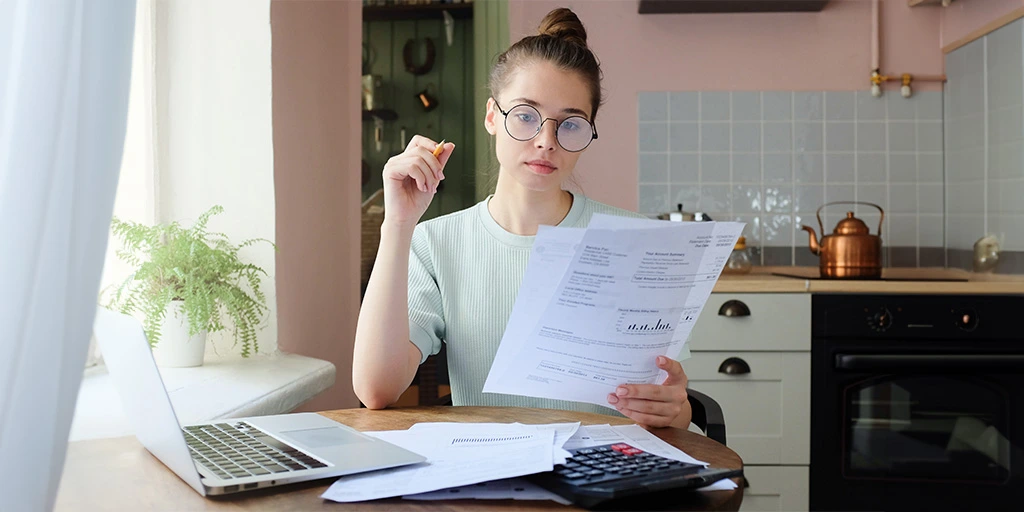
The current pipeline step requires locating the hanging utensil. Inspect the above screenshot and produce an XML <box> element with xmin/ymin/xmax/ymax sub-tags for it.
<box><xmin>374</xmin><ymin>118</ymin><xmax>384</xmax><ymax>152</ymax></box>
<box><xmin>442</xmin><ymin>10</ymin><xmax>454</xmax><ymax>47</ymax></box>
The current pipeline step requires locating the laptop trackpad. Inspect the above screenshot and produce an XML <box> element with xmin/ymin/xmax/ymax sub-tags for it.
<box><xmin>280</xmin><ymin>427</ymin><xmax>369</xmax><ymax>448</ymax></box>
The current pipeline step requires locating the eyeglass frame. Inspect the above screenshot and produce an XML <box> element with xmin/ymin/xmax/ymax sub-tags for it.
<box><xmin>492</xmin><ymin>98</ymin><xmax>598</xmax><ymax>152</ymax></box>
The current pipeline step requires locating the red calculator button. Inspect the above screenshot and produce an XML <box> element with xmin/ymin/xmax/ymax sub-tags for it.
<box><xmin>610</xmin><ymin>444</ymin><xmax>632</xmax><ymax>452</ymax></box>
<box><xmin>621</xmin><ymin>448</ymin><xmax>643</xmax><ymax>456</ymax></box>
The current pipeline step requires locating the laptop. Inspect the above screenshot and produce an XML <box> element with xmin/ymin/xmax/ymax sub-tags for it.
<box><xmin>92</xmin><ymin>308</ymin><xmax>426</xmax><ymax>496</ymax></box>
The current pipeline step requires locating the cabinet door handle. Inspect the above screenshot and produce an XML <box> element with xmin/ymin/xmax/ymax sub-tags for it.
<box><xmin>717</xmin><ymin>300</ymin><xmax>750</xmax><ymax>317</ymax></box>
<box><xmin>718</xmin><ymin>357</ymin><xmax>751</xmax><ymax>375</ymax></box>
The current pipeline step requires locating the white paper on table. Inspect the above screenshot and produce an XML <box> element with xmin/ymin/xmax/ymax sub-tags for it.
<box><xmin>407</xmin><ymin>422</ymin><xmax>580</xmax><ymax>464</ymax></box>
<box><xmin>320</xmin><ymin>426</ymin><xmax>555</xmax><ymax>502</ymax></box>
<box><xmin>483</xmin><ymin>219</ymin><xmax>744</xmax><ymax>408</ymax></box>
<box><xmin>403</xmin><ymin>477</ymin><xmax>572</xmax><ymax>504</ymax></box>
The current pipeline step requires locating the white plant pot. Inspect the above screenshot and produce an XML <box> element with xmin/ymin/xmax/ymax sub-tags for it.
<box><xmin>152</xmin><ymin>301</ymin><xmax>207</xmax><ymax>368</ymax></box>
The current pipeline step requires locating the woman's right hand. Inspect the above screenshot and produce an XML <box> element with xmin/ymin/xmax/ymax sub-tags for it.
<box><xmin>381</xmin><ymin>135</ymin><xmax>454</xmax><ymax>228</ymax></box>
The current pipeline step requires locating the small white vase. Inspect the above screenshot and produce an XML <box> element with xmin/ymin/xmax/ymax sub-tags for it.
<box><xmin>152</xmin><ymin>301</ymin><xmax>207</xmax><ymax>368</ymax></box>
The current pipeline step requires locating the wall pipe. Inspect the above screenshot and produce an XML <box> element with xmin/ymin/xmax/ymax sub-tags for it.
<box><xmin>870</xmin><ymin>0</ymin><xmax>946</xmax><ymax>98</ymax></box>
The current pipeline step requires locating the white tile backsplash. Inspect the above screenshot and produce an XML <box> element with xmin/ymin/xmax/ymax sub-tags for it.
<box><xmin>762</xmin><ymin>92</ymin><xmax>792</xmax><ymax>121</ymax></box>
<box><xmin>639</xmin><ymin>89</ymin><xmax>947</xmax><ymax>256</ymax></box>
<box><xmin>857</xmin><ymin>122</ymin><xmax>886</xmax><ymax>152</ymax></box>
<box><xmin>763</xmin><ymin>122</ymin><xmax>793</xmax><ymax>152</ymax></box>
<box><xmin>856</xmin><ymin>90</ymin><xmax>886</xmax><ymax>120</ymax></box>
<box><xmin>701</xmin><ymin>154</ymin><xmax>730</xmax><ymax>182</ymax></box>
<box><xmin>794</xmin><ymin>92</ymin><xmax>824</xmax><ymax>121</ymax></box>
<box><xmin>701</xmin><ymin>92</ymin><xmax>731</xmax><ymax>121</ymax></box>
<box><xmin>825</xmin><ymin>92</ymin><xmax>855</xmax><ymax>120</ymax></box>
<box><xmin>731</xmin><ymin>92</ymin><xmax>761</xmax><ymax>121</ymax></box>
<box><xmin>732</xmin><ymin>123</ymin><xmax>761</xmax><ymax>152</ymax></box>
<box><xmin>669</xmin><ymin>153</ymin><xmax>699</xmax><ymax>183</ymax></box>
<box><xmin>732</xmin><ymin>153</ymin><xmax>761</xmax><ymax>183</ymax></box>
<box><xmin>764</xmin><ymin>153</ymin><xmax>792</xmax><ymax>183</ymax></box>
<box><xmin>888</xmin><ymin>122</ymin><xmax>917</xmax><ymax>152</ymax></box>
<box><xmin>826</xmin><ymin>122</ymin><xmax>856</xmax><ymax>151</ymax></box>
<box><xmin>639</xmin><ymin>92</ymin><xmax>668</xmax><ymax>122</ymax></box>
<box><xmin>794</xmin><ymin>152</ymin><xmax>824</xmax><ymax>182</ymax></box>
<box><xmin>669</xmin><ymin>92</ymin><xmax>699</xmax><ymax>121</ymax></box>
<box><xmin>857</xmin><ymin>152</ymin><xmax>887</xmax><ymax>183</ymax></box>
<box><xmin>700</xmin><ymin>123</ymin><xmax>730</xmax><ymax>151</ymax></box>
<box><xmin>639</xmin><ymin>153</ymin><xmax>669</xmax><ymax>183</ymax></box>
<box><xmin>825</xmin><ymin>153</ymin><xmax>856</xmax><ymax>182</ymax></box>
<box><xmin>794</xmin><ymin>122</ymin><xmax>824</xmax><ymax>152</ymax></box>
<box><xmin>669</xmin><ymin>122</ymin><xmax>699</xmax><ymax>152</ymax></box>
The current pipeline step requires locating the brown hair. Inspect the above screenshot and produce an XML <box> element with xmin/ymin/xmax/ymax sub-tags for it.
<box><xmin>488</xmin><ymin>7</ymin><xmax>603</xmax><ymax>121</ymax></box>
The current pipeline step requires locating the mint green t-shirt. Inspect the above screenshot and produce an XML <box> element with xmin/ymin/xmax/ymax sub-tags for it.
<box><xmin>406</xmin><ymin>192</ymin><xmax>691</xmax><ymax>415</ymax></box>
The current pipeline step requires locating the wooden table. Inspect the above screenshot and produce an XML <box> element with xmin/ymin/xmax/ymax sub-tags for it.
<box><xmin>56</xmin><ymin>406</ymin><xmax>744</xmax><ymax>511</ymax></box>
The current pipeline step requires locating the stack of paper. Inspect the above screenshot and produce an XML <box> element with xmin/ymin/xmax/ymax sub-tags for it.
<box><xmin>320</xmin><ymin>422</ymin><xmax>577</xmax><ymax>503</ymax></box>
<box><xmin>320</xmin><ymin>422</ymin><xmax>737</xmax><ymax>504</ymax></box>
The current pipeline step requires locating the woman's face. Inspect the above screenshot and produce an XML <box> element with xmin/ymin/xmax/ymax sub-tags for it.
<box><xmin>484</xmin><ymin>60</ymin><xmax>593</xmax><ymax>193</ymax></box>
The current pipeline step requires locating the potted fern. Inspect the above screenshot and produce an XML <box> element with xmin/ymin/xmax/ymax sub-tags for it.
<box><xmin>104</xmin><ymin>205</ymin><xmax>275</xmax><ymax>367</ymax></box>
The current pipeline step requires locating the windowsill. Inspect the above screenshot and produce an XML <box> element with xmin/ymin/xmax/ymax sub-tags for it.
<box><xmin>69</xmin><ymin>351</ymin><xmax>336</xmax><ymax>442</ymax></box>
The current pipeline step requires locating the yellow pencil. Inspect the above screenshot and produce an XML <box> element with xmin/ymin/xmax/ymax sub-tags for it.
<box><xmin>432</xmin><ymin>139</ymin><xmax>446</xmax><ymax>157</ymax></box>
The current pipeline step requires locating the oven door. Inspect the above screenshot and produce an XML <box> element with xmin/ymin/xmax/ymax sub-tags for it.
<box><xmin>811</xmin><ymin>346</ymin><xmax>1024</xmax><ymax>511</ymax></box>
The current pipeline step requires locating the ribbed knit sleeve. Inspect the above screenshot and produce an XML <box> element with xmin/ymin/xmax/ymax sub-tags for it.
<box><xmin>407</xmin><ymin>227</ymin><xmax>444</xmax><ymax>364</ymax></box>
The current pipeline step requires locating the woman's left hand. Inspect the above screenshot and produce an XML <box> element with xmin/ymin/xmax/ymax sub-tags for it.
<box><xmin>607</xmin><ymin>356</ymin><xmax>688</xmax><ymax>428</ymax></box>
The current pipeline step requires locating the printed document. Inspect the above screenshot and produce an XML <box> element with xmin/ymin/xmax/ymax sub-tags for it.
<box><xmin>483</xmin><ymin>216</ymin><xmax>744</xmax><ymax>408</ymax></box>
<box><xmin>320</xmin><ymin>423</ymin><xmax>565</xmax><ymax>502</ymax></box>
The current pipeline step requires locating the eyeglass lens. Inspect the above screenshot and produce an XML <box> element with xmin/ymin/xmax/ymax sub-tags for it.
<box><xmin>504</xmin><ymin>104</ymin><xmax>594</xmax><ymax>152</ymax></box>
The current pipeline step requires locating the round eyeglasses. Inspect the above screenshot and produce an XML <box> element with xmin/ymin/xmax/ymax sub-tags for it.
<box><xmin>493</xmin><ymin>99</ymin><xmax>598</xmax><ymax>152</ymax></box>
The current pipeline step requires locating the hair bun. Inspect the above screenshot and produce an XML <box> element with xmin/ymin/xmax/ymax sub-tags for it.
<box><xmin>537</xmin><ymin>7</ymin><xmax>588</xmax><ymax>47</ymax></box>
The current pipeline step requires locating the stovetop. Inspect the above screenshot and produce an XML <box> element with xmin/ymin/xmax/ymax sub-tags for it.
<box><xmin>770</xmin><ymin>270</ymin><xmax>969</xmax><ymax>282</ymax></box>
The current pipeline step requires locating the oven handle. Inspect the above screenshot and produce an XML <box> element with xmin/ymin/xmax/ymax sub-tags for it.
<box><xmin>835</xmin><ymin>354</ymin><xmax>1024</xmax><ymax>371</ymax></box>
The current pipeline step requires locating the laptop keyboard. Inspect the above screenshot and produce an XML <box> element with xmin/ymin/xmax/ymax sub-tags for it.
<box><xmin>183</xmin><ymin>422</ymin><xmax>328</xmax><ymax>480</ymax></box>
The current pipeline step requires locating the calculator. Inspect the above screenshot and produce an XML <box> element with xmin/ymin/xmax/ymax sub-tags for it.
<box><xmin>527</xmin><ymin>442</ymin><xmax>743</xmax><ymax>510</ymax></box>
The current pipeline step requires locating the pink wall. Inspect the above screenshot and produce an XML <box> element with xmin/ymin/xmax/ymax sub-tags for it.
<box><xmin>510</xmin><ymin>0</ymin><xmax>943</xmax><ymax>211</ymax></box>
<box><xmin>272</xmin><ymin>0</ymin><xmax>362</xmax><ymax>412</ymax></box>
<box><xmin>941</xmin><ymin>0</ymin><xmax>1024</xmax><ymax>49</ymax></box>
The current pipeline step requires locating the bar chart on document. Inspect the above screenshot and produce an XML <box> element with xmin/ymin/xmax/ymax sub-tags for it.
<box><xmin>617</xmin><ymin>308</ymin><xmax>689</xmax><ymax>334</ymax></box>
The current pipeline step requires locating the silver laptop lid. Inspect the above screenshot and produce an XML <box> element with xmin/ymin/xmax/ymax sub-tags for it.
<box><xmin>92</xmin><ymin>308</ymin><xmax>207</xmax><ymax>496</ymax></box>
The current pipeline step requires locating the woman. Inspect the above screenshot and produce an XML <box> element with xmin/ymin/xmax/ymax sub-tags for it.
<box><xmin>353</xmin><ymin>8</ymin><xmax>691</xmax><ymax>429</ymax></box>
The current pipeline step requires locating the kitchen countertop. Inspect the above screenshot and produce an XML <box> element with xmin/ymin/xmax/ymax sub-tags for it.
<box><xmin>713</xmin><ymin>266</ymin><xmax>1024</xmax><ymax>294</ymax></box>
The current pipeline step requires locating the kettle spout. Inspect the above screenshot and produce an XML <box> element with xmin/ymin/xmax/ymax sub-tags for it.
<box><xmin>801</xmin><ymin>225</ymin><xmax>820</xmax><ymax>255</ymax></box>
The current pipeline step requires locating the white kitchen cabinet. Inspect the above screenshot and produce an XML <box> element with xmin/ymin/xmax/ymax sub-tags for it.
<box><xmin>683</xmin><ymin>351</ymin><xmax>810</xmax><ymax>465</ymax></box>
<box><xmin>687</xmin><ymin>292</ymin><xmax>811</xmax><ymax>509</ymax></box>
<box><xmin>739</xmin><ymin>466</ymin><xmax>809</xmax><ymax>512</ymax></box>
<box><xmin>688</xmin><ymin>293</ymin><xmax>810</xmax><ymax>351</ymax></box>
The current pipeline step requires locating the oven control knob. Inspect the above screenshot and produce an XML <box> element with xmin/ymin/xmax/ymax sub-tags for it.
<box><xmin>955</xmin><ymin>309</ymin><xmax>979</xmax><ymax>331</ymax></box>
<box><xmin>868</xmin><ymin>308</ymin><xmax>893</xmax><ymax>331</ymax></box>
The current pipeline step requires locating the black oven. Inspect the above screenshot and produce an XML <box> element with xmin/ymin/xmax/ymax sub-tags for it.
<box><xmin>810</xmin><ymin>294</ymin><xmax>1024</xmax><ymax>512</ymax></box>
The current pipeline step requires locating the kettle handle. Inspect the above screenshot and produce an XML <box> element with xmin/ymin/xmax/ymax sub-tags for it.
<box><xmin>816</xmin><ymin>201</ymin><xmax>885</xmax><ymax>235</ymax></box>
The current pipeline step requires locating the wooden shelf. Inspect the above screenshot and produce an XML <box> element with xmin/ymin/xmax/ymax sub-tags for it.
<box><xmin>363</xmin><ymin>2</ymin><xmax>473</xmax><ymax>22</ymax></box>
<box><xmin>638</xmin><ymin>0</ymin><xmax>828</xmax><ymax>14</ymax></box>
<box><xmin>362</xmin><ymin>109</ymin><xmax>398</xmax><ymax>121</ymax></box>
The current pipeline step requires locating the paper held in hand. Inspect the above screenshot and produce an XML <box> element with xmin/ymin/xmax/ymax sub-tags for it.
<box><xmin>482</xmin><ymin>214</ymin><xmax>745</xmax><ymax>408</ymax></box>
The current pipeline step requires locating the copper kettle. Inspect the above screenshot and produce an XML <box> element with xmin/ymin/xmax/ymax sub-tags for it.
<box><xmin>801</xmin><ymin>201</ymin><xmax>884</xmax><ymax>279</ymax></box>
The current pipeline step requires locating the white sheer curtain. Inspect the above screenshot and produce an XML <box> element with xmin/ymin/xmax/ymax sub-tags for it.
<box><xmin>0</xmin><ymin>0</ymin><xmax>137</xmax><ymax>509</ymax></box>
